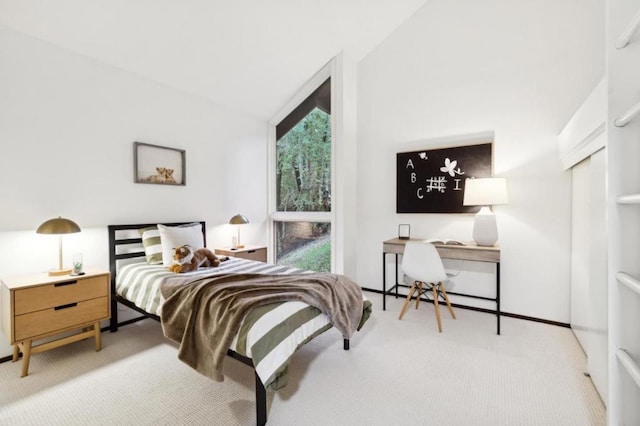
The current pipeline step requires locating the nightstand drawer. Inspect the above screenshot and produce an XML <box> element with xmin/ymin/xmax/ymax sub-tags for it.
<box><xmin>215</xmin><ymin>246</ymin><xmax>267</xmax><ymax>262</ymax></box>
<box><xmin>15</xmin><ymin>296</ymin><xmax>109</xmax><ymax>341</ymax></box>
<box><xmin>238</xmin><ymin>248</ymin><xmax>267</xmax><ymax>262</ymax></box>
<box><xmin>14</xmin><ymin>276</ymin><xmax>108</xmax><ymax>315</ymax></box>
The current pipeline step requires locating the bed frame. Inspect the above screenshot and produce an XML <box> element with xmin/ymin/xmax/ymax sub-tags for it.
<box><xmin>107</xmin><ymin>221</ymin><xmax>349</xmax><ymax>426</ymax></box>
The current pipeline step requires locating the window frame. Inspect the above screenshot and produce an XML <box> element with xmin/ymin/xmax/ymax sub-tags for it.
<box><xmin>268</xmin><ymin>60</ymin><xmax>336</xmax><ymax>269</ymax></box>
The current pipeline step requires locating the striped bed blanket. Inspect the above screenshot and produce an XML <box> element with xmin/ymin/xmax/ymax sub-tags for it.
<box><xmin>116</xmin><ymin>258</ymin><xmax>372</xmax><ymax>390</ymax></box>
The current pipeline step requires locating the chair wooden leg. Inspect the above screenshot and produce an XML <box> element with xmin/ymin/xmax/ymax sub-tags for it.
<box><xmin>399</xmin><ymin>282</ymin><xmax>417</xmax><ymax>320</ymax></box>
<box><xmin>432</xmin><ymin>287</ymin><xmax>443</xmax><ymax>332</ymax></box>
<box><xmin>439</xmin><ymin>283</ymin><xmax>456</xmax><ymax>319</ymax></box>
<box><xmin>415</xmin><ymin>282</ymin><xmax>423</xmax><ymax>309</ymax></box>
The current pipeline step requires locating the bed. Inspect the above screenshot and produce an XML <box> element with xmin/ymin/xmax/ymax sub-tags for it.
<box><xmin>107</xmin><ymin>221</ymin><xmax>371</xmax><ymax>425</ymax></box>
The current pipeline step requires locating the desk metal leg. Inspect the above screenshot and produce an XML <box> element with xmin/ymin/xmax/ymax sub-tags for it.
<box><xmin>382</xmin><ymin>252</ymin><xmax>404</xmax><ymax>311</ymax></box>
<box><xmin>496</xmin><ymin>262</ymin><xmax>501</xmax><ymax>335</ymax></box>
<box><xmin>395</xmin><ymin>254</ymin><xmax>399</xmax><ymax>299</ymax></box>
<box><xmin>382</xmin><ymin>252</ymin><xmax>387</xmax><ymax>311</ymax></box>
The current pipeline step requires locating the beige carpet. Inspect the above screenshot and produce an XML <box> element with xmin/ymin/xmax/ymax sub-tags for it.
<box><xmin>0</xmin><ymin>295</ymin><xmax>605</xmax><ymax>425</ymax></box>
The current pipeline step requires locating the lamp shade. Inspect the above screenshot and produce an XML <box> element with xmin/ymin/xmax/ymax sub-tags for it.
<box><xmin>36</xmin><ymin>217</ymin><xmax>81</xmax><ymax>276</ymax></box>
<box><xmin>229</xmin><ymin>214</ymin><xmax>249</xmax><ymax>225</ymax></box>
<box><xmin>463</xmin><ymin>178</ymin><xmax>508</xmax><ymax>206</ymax></box>
<box><xmin>36</xmin><ymin>217</ymin><xmax>81</xmax><ymax>234</ymax></box>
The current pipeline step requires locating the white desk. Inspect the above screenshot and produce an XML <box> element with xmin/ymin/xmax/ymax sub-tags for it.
<box><xmin>383</xmin><ymin>238</ymin><xmax>501</xmax><ymax>334</ymax></box>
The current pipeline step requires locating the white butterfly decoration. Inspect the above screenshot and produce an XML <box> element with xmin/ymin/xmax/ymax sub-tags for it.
<box><xmin>440</xmin><ymin>158</ymin><xmax>465</xmax><ymax>177</ymax></box>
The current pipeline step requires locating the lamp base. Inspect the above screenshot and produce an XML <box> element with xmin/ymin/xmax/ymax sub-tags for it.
<box><xmin>48</xmin><ymin>268</ymin><xmax>73</xmax><ymax>276</ymax></box>
<box><xmin>472</xmin><ymin>206</ymin><xmax>498</xmax><ymax>247</ymax></box>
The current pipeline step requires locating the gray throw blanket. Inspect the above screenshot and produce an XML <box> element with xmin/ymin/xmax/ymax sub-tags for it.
<box><xmin>160</xmin><ymin>272</ymin><xmax>364</xmax><ymax>383</ymax></box>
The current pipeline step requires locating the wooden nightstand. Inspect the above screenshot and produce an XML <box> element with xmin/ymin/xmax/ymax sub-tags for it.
<box><xmin>215</xmin><ymin>246</ymin><xmax>267</xmax><ymax>262</ymax></box>
<box><xmin>0</xmin><ymin>269</ymin><xmax>110</xmax><ymax>377</ymax></box>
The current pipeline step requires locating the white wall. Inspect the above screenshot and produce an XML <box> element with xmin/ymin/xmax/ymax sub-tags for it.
<box><xmin>356</xmin><ymin>0</ymin><xmax>605</xmax><ymax>322</ymax></box>
<box><xmin>0</xmin><ymin>24</ymin><xmax>268</xmax><ymax>356</ymax></box>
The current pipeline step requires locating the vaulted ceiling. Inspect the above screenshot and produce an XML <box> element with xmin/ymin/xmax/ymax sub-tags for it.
<box><xmin>0</xmin><ymin>0</ymin><xmax>428</xmax><ymax>120</ymax></box>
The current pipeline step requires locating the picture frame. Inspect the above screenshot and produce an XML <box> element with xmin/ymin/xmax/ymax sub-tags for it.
<box><xmin>134</xmin><ymin>142</ymin><xmax>186</xmax><ymax>186</ymax></box>
<box><xmin>398</xmin><ymin>224</ymin><xmax>411</xmax><ymax>240</ymax></box>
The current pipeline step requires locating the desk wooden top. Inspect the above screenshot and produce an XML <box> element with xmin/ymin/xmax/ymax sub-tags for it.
<box><xmin>383</xmin><ymin>238</ymin><xmax>500</xmax><ymax>263</ymax></box>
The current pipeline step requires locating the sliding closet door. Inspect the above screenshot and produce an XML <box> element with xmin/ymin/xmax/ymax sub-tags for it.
<box><xmin>571</xmin><ymin>158</ymin><xmax>590</xmax><ymax>351</ymax></box>
<box><xmin>570</xmin><ymin>148</ymin><xmax>607</xmax><ymax>403</ymax></box>
<box><xmin>588</xmin><ymin>148</ymin><xmax>607</xmax><ymax>403</ymax></box>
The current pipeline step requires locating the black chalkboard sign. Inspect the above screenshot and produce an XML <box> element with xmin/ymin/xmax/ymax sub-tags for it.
<box><xmin>397</xmin><ymin>143</ymin><xmax>492</xmax><ymax>213</ymax></box>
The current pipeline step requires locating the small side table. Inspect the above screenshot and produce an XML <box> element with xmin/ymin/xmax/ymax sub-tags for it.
<box><xmin>0</xmin><ymin>269</ymin><xmax>111</xmax><ymax>377</ymax></box>
<box><xmin>215</xmin><ymin>246</ymin><xmax>267</xmax><ymax>262</ymax></box>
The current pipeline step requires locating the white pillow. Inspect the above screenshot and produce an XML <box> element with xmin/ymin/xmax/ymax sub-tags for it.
<box><xmin>158</xmin><ymin>223</ymin><xmax>205</xmax><ymax>267</ymax></box>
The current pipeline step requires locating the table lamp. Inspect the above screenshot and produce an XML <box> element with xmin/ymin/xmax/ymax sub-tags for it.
<box><xmin>229</xmin><ymin>214</ymin><xmax>249</xmax><ymax>249</ymax></box>
<box><xmin>463</xmin><ymin>178</ymin><xmax>508</xmax><ymax>247</ymax></box>
<box><xmin>36</xmin><ymin>216</ymin><xmax>81</xmax><ymax>276</ymax></box>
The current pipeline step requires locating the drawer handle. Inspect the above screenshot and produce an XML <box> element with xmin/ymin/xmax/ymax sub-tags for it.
<box><xmin>55</xmin><ymin>302</ymin><xmax>78</xmax><ymax>310</ymax></box>
<box><xmin>247</xmin><ymin>250</ymin><xmax>256</xmax><ymax>253</ymax></box>
<box><xmin>54</xmin><ymin>280</ymin><xmax>77</xmax><ymax>287</ymax></box>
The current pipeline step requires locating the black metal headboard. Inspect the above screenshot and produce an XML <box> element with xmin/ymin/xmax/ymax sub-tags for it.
<box><xmin>107</xmin><ymin>221</ymin><xmax>206</xmax><ymax>330</ymax></box>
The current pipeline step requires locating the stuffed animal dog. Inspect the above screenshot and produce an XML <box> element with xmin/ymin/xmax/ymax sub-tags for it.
<box><xmin>168</xmin><ymin>244</ymin><xmax>221</xmax><ymax>273</ymax></box>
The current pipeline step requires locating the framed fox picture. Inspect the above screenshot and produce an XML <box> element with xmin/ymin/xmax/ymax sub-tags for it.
<box><xmin>134</xmin><ymin>142</ymin><xmax>186</xmax><ymax>186</ymax></box>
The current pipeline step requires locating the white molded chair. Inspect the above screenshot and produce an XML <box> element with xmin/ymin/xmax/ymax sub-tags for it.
<box><xmin>398</xmin><ymin>241</ymin><xmax>456</xmax><ymax>332</ymax></box>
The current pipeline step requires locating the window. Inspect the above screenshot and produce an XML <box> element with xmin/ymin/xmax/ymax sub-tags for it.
<box><xmin>274</xmin><ymin>221</ymin><xmax>331</xmax><ymax>271</ymax></box>
<box><xmin>270</xmin><ymin>75</ymin><xmax>333</xmax><ymax>272</ymax></box>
